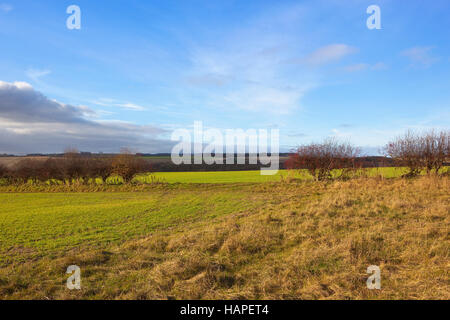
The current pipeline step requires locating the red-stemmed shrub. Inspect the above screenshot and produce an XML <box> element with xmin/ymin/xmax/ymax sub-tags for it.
<box><xmin>384</xmin><ymin>130</ymin><xmax>449</xmax><ymax>176</ymax></box>
<box><xmin>286</xmin><ymin>138</ymin><xmax>360</xmax><ymax>181</ymax></box>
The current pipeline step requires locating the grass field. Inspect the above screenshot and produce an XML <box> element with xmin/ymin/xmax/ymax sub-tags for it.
<box><xmin>151</xmin><ymin>167</ymin><xmax>412</xmax><ymax>184</ymax></box>
<box><xmin>0</xmin><ymin>167</ymin><xmax>444</xmax><ymax>187</ymax></box>
<box><xmin>0</xmin><ymin>188</ymin><xmax>261</xmax><ymax>264</ymax></box>
<box><xmin>153</xmin><ymin>170</ymin><xmax>285</xmax><ymax>183</ymax></box>
<box><xmin>0</xmin><ymin>174</ymin><xmax>448</xmax><ymax>300</ymax></box>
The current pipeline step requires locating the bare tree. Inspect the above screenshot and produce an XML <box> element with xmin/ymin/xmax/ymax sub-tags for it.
<box><xmin>384</xmin><ymin>130</ymin><xmax>422</xmax><ymax>177</ymax></box>
<box><xmin>111</xmin><ymin>148</ymin><xmax>147</xmax><ymax>182</ymax></box>
<box><xmin>420</xmin><ymin>130</ymin><xmax>449</xmax><ymax>173</ymax></box>
<box><xmin>384</xmin><ymin>130</ymin><xmax>449</xmax><ymax>176</ymax></box>
<box><xmin>286</xmin><ymin>138</ymin><xmax>360</xmax><ymax>181</ymax></box>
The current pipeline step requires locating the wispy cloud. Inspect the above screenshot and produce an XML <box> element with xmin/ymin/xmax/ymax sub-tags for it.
<box><xmin>0</xmin><ymin>3</ymin><xmax>12</xmax><ymax>13</ymax></box>
<box><xmin>93</xmin><ymin>98</ymin><xmax>147</xmax><ymax>111</ymax></box>
<box><xmin>26</xmin><ymin>69</ymin><xmax>51</xmax><ymax>81</ymax></box>
<box><xmin>186</xmin><ymin>73</ymin><xmax>232</xmax><ymax>87</ymax></box>
<box><xmin>184</xmin><ymin>5</ymin><xmax>320</xmax><ymax>115</ymax></box>
<box><xmin>372</xmin><ymin>62</ymin><xmax>388</xmax><ymax>70</ymax></box>
<box><xmin>298</xmin><ymin>44</ymin><xmax>357</xmax><ymax>66</ymax></box>
<box><xmin>401</xmin><ymin>46</ymin><xmax>439</xmax><ymax>68</ymax></box>
<box><xmin>224</xmin><ymin>86</ymin><xmax>308</xmax><ymax>115</ymax></box>
<box><xmin>117</xmin><ymin>103</ymin><xmax>147</xmax><ymax>111</ymax></box>
<box><xmin>342</xmin><ymin>63</ymin><xmax>369</xmax><ymax>72</ymax></box>
<box><xmin>342</xmin><ymin>62</ymin><xmax>387</xmax><ymax>72</ymax></box>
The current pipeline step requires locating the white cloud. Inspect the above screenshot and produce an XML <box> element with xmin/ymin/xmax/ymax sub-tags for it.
<box><xmin>342</xmin><ymin>63</ymin><xmax>369</xmax><ymax>72</ymax></box>
<box><xmin>0</xmin><ymin>3</ymin><xmax>12</xmax><ymax>12</ymax></box>
<box><xmin>26</xmin><ymin>69</ymin><xmax>51</xmax><ymax>81</ymax></box>
<box><xmin>342</xmin><ymin>62</ymin><xmax>387</xmax><ymax>72</ymax></box>
<box><xmin>184</xmin><ymin>7</ymin><xmax>320</xmax><ymax>115</ymax></box>
<box><xmin>224</xmin><ymin>86</ymin><xmax>307</xmax><ymax>114</ymax></box>
<box><xmin>371</xmin><ymin>62</ymin><xmax>388</xmax><ymax>70</ymax></box>
<box><xmin>1</xmin><ymin>81</ymin><xmax>32</xmax><ymax>90</ymax></box>
<box><xmin>0</xmin><ymin>81</ymin><xmax>171</xmax><ymax>154</ymax></box>
<box><xmin>93</xmin><ymin>98</ymin><xmax>147</xmax><ymax>111</ymax></box>
<box><xmin>117</xmin><ymin>103</ymin><xmax>147</xmax><ymax>111</ymax></box>
<box><xmin>96</xmin><ymin>110</ymin><xmax>117</xmax><ymax>116</ymax></box>
<box><xmin>401</xmin><ymin>46</ymin><xmax>439</xmax><ymax>68</ymax></box>
<box><xmin>300</xmin><ymin>44</ymin><xmax>357</xmax><ymax>66</ymax></box>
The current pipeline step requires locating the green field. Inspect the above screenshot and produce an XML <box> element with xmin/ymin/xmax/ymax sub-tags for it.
<box><xmin>151</xmin><ymin>167</ymin><xmax>411</xmax><ymax>183</ymax></box>
<box><xmin>0</xmin><ymin>171</ymin><xmax>448</xmax><ymax>300</ymax></box>
<box><xmin>0</xmin><ymin>169</ymin><xmax>410</xmax><ymax>263</ymax></box>
<box><xmin>0</xmin><ymin>185</ymin><xmax>261</xmax><ymax>265</ymax></box>
<box><xmin>0</xmin><ymin>167</ymin><xmax>440</xmax><ymax>187</ymax></box>
<box><xmin>153</xmin><ymin>170</ymin><xmax>285</xmax><ymax>183</ymax></box>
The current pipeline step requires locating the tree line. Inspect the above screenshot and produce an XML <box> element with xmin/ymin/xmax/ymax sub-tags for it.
<box><xmin>0</xmin><ymin>130</ymin><xmax>448</xmax><ymax>184</ymax></box>
<box><xmin>286</xmin><ymin>129</ymin><xmax>449</xmax><ymax>180</ymax></box>
<box><xmin>0</xmin><ymin>148</ymin><xmax>151</xmax><ymax>185</ymax></box>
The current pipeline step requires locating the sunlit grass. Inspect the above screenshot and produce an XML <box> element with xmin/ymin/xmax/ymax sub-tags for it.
<box><xmin>0</xmin><ymin>187</ymin><xmax>261</xmax><ymax>264</ymax></box>
<box><xmin>149</xmin><ymin>168</ymin><xmax>407</xmax><ymax>183</ymax></box>
<box><xmin>2</xmin><ymin>167</ymin><xmax>447</xmax><ymax>188</ymax></box>
<box><xmin>0</xmin><ymin>176</ymin><xmax>448</xmax><ymax>299</ymax></box>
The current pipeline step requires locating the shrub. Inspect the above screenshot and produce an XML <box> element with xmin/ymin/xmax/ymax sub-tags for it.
<box><xmin>41</xmin><ymin>158</ymin><xmax>65</xmax><ymax>181</ymax></box>
<box><xmin>420</xmin><ymin>130</ymin><xmax>449</xmax><ymax>173</ymax></box>
<box><xmin>0</xmin><ymin>164</ymin><xmax>10</xmax><ymax>185</ymax></box>
<box><xmin>12</xmin><ymin>159</ymin><xmax>45</xmax><ymax>183</ymax></box>
<box><xmin>0</xmin><ymin>164</ymin><xmax>9</xmax><ymax>179</ymax></box>
<box><xmin>111</xmin><ymin>149</ymin><xmax>148</xmax><ymax>183</ymax></box>
<box><xmin>86</xmin><ymin>158</ymin><xmax>112</xmax><ymax>182</ymax></box>
<box><xmin>4</xmin><ymin>152</ymin><xmax>153</xmax><ymax>185</ymax></box>
<box><xmin>286</xmin><ymin>138</ymin><xmax>360</xmax><ymax>181</ymax></box>
<box><xmin>62</xmin><ymin>149</ymin><xmax>86</xmax><ymax>182</ymax></box>
<box><xmin>384</xmin><ymin>130</ymin><xmax>449</xmax><ymax>176</ymax></box>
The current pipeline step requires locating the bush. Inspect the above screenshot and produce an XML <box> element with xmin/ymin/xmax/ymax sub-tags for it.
<box><xmin>86</xmin><ymin>158</ymin><xmax>112</xmax><ymax>182</ymax></box>
<box><xmin>3</xmin><ymin>149</ymin><xmax>152</xmax><ymax>185</ymax></box>
<box><xmin>286</xmin><ymin>138</ymin><xmax>360</xmax><ymax>181</ymax></box>
<box><xmin>62</xmin><ymin>150</ymin><xmax>86</xmax><ymax>181</ymax></box>
<box><xmin>41</xmin><ymin>158</ymin><xmax>65</xmax><ymax>181</ymax></box>
<box><xmin>420</xmin><ymin>130</ymin><xmax>449</xmax><ymax>173</ymax></box>
<box><xmin>0</xmin><ymin>164</ymin><xmax>9</xmax><ymax>179</ymax></box>
<box><xmin>12</xmin><ymin>159</ymin><xmax>45</xmax><ymax>183</ymax></box>
<box><xmin>111</xmin><ymin>149</ymin><xmax>149</xmax><ymax>183</ymax></box>
<box><xmin>384</xmin><ymin>130</ymin><xmax>449</xmax><ymax>176</ymax></box>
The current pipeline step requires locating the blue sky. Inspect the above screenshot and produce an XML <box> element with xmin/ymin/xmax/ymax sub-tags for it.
<box><xmin>0</xmin><ymin>0</ymin><xmax>449</xmax><ymax>154</ymax></box>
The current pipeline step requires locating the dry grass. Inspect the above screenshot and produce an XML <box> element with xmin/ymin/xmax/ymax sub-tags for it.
<box><xmin>0</xmin><ymin>176</ymin><xmax>448</xmax><ymax>300</ymax></box>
